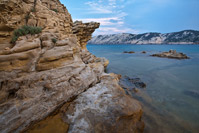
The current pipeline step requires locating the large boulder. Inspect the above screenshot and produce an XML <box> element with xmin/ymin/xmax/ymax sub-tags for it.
<box><xmin>63</xmin><ymin>73</ymin><xmax>144</xmax><ymax>133</ymax></box>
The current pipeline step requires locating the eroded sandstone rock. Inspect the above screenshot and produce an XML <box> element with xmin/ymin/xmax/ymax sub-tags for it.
<box><xmin>63</xmin><ymin>73</ymin><xmax>144</xmax><ymax>133</ymax></box>
<box><xmin>72</xmin><ymin>21</ymin><xmax>100</xmax><ymax>49</ymax></box>
<box><xmin>0</xmin><ymin>0</ymin><xmax>143</xmax><ymax>132</ymax></box>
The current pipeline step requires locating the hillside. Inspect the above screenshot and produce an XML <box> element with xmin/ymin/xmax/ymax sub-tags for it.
<box><xmin>88</xmin><ymin>30</ymin><xmax>199</xmax><ymax>44</ymax></box>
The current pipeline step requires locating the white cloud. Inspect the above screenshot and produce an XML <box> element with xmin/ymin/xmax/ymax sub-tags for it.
<box><xmin>76</xmin><ymin>16</ymin><xmax>124</xmax><ymax>26</ymax></box>
<box><xmin>85</xmin><ymin>1</ymin><xmax>113</xmax><ymax>14</ymax></box>
<box><xmin>75</xmin><ymin>0</ymin><xmax>138</xmax><ymax>35</ymax></box>
<box><xmin>94</xmin><ymin>27</ymin><xmax>139</xmax><ymax>35</ymax></box>
<box><xmin>85</xmin><ymin>0</ymin><xmax>126</xmax><ymax>14</ymax></box>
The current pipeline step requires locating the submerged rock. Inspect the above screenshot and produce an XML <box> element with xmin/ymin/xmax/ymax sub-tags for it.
<box><xmin>26</xmin><ymin>114</ymin><xmax>69</xmax><ymax>133</ymax></box>
<box><xmin>133</xmin><ymin>88</ymin><xmax>139</xmax><ymax>93</ymax></box>
<box><xmin>119</xmin><ymin>76</ymin><xmax>146</xmax><ymax>95</ymax></box>
<box><xmin>151</xmin><ymin>50</ymin><xmax>190</xmax><ymax>59</ymax></box>
<box><xmin>125</xmin><ymin>76</ymin><xmax>147</xmax><ymax>89</ymax></box>
<box><xmin>183</xmin><ymin>90</ymin><xmax>199</xmax><ymax>99</ymax></box>
<box><xmin>124</xmin><ymin>51</ymin><xmax>135</xmax><ymax>54</ymax></box>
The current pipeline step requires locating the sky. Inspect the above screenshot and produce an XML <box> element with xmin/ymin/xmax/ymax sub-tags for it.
<box><xmin>60</xmin><ymin>0</ymin><xmax>199</xmax><ymax>35</ymax></box>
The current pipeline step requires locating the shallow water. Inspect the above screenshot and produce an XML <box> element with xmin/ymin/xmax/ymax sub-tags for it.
<box><xmin>87</xmin><ymin>44</ymin><xmax>199</xmax><ymax>133</ymax></box>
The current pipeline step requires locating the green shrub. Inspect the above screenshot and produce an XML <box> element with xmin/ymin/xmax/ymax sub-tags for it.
<box><xmin>31</xmin><ymin>8</ymin><xmax>36</xmax><ymax>12</ymax></box>
<box><xmin>51</xmin><ymin>9</ymin><xmax>58</xmax><ymax>13</ymax></box>
<box><xmin>25</xmin><ymin>14</ymin><xmax>30</xmax><ymax>22</ymax></box>
<box><xmin>11</xmin><ymin>25</ymin><xmax>42</xmax><ymax>44</ymax></box>
<box><xmin>52</xmin><ymin>38</ymin><xmax>57</xmax><ymax>43</ymax></box>
<box><xmin>11</xmin><ymin>36</ymin><xmax>18</xmax><ymax>44</ymax></box>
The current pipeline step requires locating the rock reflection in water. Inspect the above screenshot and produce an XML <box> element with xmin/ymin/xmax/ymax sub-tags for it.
<box><xmin>27</xmin><ymin>114</ymin><xmax>69</xmax><ymax>133</ymax></box>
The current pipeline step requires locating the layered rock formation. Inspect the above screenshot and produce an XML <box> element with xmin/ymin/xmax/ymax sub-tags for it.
<box><xmin>63</xmin><ymin>73</ymin><xmax>144</xmax><ymax>133</ymax></box>
<box><xmin>0</xmin><ymin>0</ymin><xmax>143</xmax><ymax>132</ymax></box>
<box><xmin>72</xmin><ymin>21</ymin><xmax>109</xmax><ymax>66</ymax></box>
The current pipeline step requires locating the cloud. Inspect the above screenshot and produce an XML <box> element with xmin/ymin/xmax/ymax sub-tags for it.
<box><xmin>94</xmin><ymin>27</ymin><xmax>139</xmax><ymax>35</ymax></box>
<box><xmin>77</xmin><ymin>17</ymin><xmax>121</xmax><ymax>26</ymax></box>
<box><xmin>85</xmin><ymin>1</ymin><xmax>114</xmax><ymax>14</ymax></box>
<box><xmin>85</xmin><ymin>1</ymin><xmax>113</xmax><ymax>14</ymax></box>
<box><xmin>75</xmin><ymin>0</ymin><xmax>138</xmax><ymax>35</ymax></box>
<box><xmin>63</xmin><ymin>0</ymin><xmax>199</xmax><ymax>34</ymax></box>
<box><xmin>76</xmin><ymin>13</ymin><xmax>126</xmax><ymax>26</ymax></box>
<box><xmin>75</xmin><ymin>15</ymin><xmax>138</xmax><ymax>35</ymax></box>
<box><xmin>85</xmin><ymin>0</ymin><xmax>126</xmax><ymax>14</ymax></box>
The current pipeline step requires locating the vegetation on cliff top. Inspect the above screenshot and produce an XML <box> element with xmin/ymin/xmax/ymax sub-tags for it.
<box><xmin>11</xmin><ymin>25</ymin><xmax>42</xmax><ymax>44</ymax></box>
<box><xmin>51</xmin><ymin>9</ymin><xmax>58</xmax><ymax>13</ymax></box>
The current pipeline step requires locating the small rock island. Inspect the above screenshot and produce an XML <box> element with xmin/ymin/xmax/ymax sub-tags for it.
<box><xmin>123</xmin><ymin>51</ymin><xmax>135</xmax><ymax>54</ymax></box>
<box><xmin>151</xmin><ymin>50</ymin><xmax>190</xmax><ymax>59</ymax></box>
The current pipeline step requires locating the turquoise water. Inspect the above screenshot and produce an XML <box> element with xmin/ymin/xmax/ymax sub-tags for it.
<box><xmin>87</xmin><ymin>44</ymin><xmax>199</xmax><ymax>133</ymax></box>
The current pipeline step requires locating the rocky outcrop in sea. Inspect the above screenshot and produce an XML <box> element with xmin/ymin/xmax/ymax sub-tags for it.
<box><xmin>151</xmin><ymin>50</ymin><xmax>190</xmax><ymax>59</ymax></box>
<box><xmin>0</xmin><ymin>0</ymin><xmax>143</xmax><ymax>132</ymax></box>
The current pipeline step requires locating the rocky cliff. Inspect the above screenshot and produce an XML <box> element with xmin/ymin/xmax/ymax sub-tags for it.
<box><xmin>88</xmin><ymin>30</ymin><xmax>199</xmax><ymax>44</ymax></box>
<box><xmin>0</xmin><ymin>0</ymin><xmax>143</xmax><ymax>132</ymax></box>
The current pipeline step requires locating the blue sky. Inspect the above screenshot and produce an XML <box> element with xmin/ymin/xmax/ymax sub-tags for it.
<box><xmin>60</xmin><ymin>0</ymin><xmax>199</xmax><ymax>35</ymax></box>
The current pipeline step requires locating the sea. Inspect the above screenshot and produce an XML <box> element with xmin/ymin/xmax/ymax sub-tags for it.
<box><xmin>87</xmin><ymin>44</ymin><xmax>199</xmax><ymax>133</ymax></box>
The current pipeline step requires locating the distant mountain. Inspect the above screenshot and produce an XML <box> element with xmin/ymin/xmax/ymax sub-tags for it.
<box><xmin>88</xmin><ymin>30</ymin><xmax>199</xmax><ymax>44</ymax></box>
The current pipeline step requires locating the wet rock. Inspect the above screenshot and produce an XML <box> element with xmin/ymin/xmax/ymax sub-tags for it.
<box><xmin>63</xmin><ymin>74</ymin><xmax>144</xmax><ymax>133</ymax></box>
<box><xmin>126</xmin><ymin>77</ymin><xmax>147</xmax><ymax>89</ymax></box>
<box><xmin>26</xmin><ymin>114</ymin><xmax>69</xmax><ymax>133</ymax></box>
<box><xmin>133</xmin><ymin>88</ymin><xmax>139</xmax><ymax>93</ymax></box>
<box><xmin>151</xmin><ymin>50</ymin><xmax>190</xmax><ymax>59</ymax></box>
<box><xmin>95</xmin><ymin>57</ymin><xmax>109</xmax><ymax>68</ymax></box>
<box><xmin>119</xmin><ymin>75</ymin><xmax>146</xmax><ymax>96</ymax></box>
<box><xmin>135</xmin><ymin>81</ymin><xmax>147</xmax><ymax>88</ymax></box>
<box><xmin>142</xmin><ymin>51</ymin><xmax>146</xmax><ymax>54</ymax></box>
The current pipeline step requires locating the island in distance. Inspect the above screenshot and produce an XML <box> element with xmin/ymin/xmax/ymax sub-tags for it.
<box><xmin>88</xmin><ymin>30</ymin><xmax>199</xmax><ymax>45</ymax></box>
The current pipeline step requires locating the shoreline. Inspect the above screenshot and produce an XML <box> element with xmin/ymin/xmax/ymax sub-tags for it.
<box><xmin>88</xmin><ymin>44</ymin><xmax>199</xmax><ymax>133</ymax></box>
<box><xmin>88</xmin><ymin>43</ymin><xmax>199</xmax><ymax>45</ymax></box>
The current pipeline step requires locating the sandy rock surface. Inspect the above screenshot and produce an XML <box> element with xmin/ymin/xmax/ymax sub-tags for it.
<box><xmin>0</xmin><ymin>0</ymin><xmax>144</xmax><ymax>132</ymax></box>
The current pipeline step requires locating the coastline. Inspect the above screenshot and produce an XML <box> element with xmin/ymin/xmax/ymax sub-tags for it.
<box><xmin>87</xmin><ymin>44</ymin><xmax>199</xmax><ymax>133</ymax></box>
<box><xmin>0</xmin><ymin>0</ymin><xmax>198</xmax><ymax>132</ymax></box>
<box><xmin>88</xmin><ymin>43</ymin><xmax>199</xmax><ymax>45</ymax></box>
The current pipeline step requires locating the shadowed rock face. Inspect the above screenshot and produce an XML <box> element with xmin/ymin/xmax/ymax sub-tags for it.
<box><xmin>0</xmin><ymin>0</ymin><xmax>143</xmax><ymax>133</ymax></box>
<box><xmin>151</xmin><ymin>50</ymin><xmax>190</xmax><ymax>59</ymax></box>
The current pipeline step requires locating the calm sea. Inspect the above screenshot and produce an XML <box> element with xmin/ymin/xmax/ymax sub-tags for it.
<box><xmin>87</xmin><ymin>44</ymin><xmax>199</xmax><ymax>133</ymax></box>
